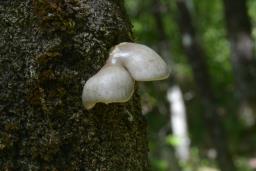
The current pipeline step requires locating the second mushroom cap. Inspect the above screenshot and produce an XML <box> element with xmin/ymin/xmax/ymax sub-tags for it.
<box><xmin>82</xmin><ymin>64</ymin><xmax>134</xmax><ymax>110</ymax></box>
<box><xmin>109</xmin><ymin>42</ymin><xmax>170</xmax><ymax>81</ymax></box>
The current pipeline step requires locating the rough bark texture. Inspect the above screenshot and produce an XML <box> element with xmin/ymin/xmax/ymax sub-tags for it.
<box><xmin>223</xmin><ymin>0</ymin><xmax>256</xmax><ymax>120</ymax></box>
<box><xmin>0</xmin><ymin>0</ymin><xmax>149</xmax><ymax>170</ymax></box>
<box><xmin>176</xmin><ymin>0</ymin><xmax>236</xmax><ymax>171</ymax></box>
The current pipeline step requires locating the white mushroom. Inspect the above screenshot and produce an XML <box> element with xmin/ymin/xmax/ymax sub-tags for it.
<box><xmin>82</xmin><ymin>42</ymin><xmax>170</xmax><ymax>110</ymax></box>
<box><xmin>82</xmin><ymin>64</ymin><xmax>134</xmax><ymax>110</ymax></box>
<box><xmin>108</xmin><ymin>42</ymin><xmax>170</xmax><ymax>81</ymax></box>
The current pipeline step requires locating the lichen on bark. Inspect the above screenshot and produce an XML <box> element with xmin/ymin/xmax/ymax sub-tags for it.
<box><xmin>0</xmin><ymin>0</ymin><xmax>149</xmax><ymax>170</ymax></box>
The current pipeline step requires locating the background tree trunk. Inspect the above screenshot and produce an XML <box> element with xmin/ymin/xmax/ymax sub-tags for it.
<box><xmin>223</xmin><ymin>0</ymin><xmax>256</xmax><ymax>126</ymax></box>
<box><xmin>176</xmin><ymin>0</ymin><xmax>236</xmax><ymax>170</ymax></box>
<box><xmin>0</xmin><ymin>0</ymin><xmax>149</xmax><ymax>170</ymax></box>
<box><xmin>152</xmin><ymin>0</ymin><xmax>190</xmax><ymax>167</ymax></box>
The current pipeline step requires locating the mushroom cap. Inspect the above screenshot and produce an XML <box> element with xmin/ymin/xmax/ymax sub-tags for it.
<box><xmin>109</xmin><ymin>42</ymin><xmax>170</xmax><ymax>81</ymax></box>
<box><xmin>82</xmin><ymin>64</ymin><xmax>134</xmax><ymax>110</ymax></box>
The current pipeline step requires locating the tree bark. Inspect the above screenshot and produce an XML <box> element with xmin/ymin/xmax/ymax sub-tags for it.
<box><xmin>176</xmin><ymin>0</ymin><xmax>236</xmax><ymax>170</ymax></box>
<box><xmin>0</xmin><ymin>1</ymin><xmax>149</xmax><ymax>170</ymax></box>
<box><xmin>223</xmin><ymin>0</ymin><xmax>256</xmax><ymax>125</ymax></box>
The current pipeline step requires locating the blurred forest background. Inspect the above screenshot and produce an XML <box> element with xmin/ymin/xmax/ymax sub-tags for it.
<box><xmin>125</xmin><ymin>0</ymin><xmax>256</xmax><ymax>170</ymax></box>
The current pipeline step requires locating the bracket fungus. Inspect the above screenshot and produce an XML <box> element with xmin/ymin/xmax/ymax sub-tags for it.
<box><xmin>82</xmin><ymin>42</ymin><xmax>170</xmax><ymax>110</ymax></box>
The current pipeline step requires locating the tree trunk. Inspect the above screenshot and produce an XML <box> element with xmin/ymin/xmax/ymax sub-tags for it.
<box><xmin>223</xmin><ymin>0</ymin><xmax>256</xmax><ymax>126</ymax></box>
<box><xmin>176</xmin><ymin>0</ymin><xmax>236</xmax><ymax>170</ymax></box>
<box><xmin>149</xmin><ymin>0</ymin><xmax>186</xmax><ymax>170</ymax></box>
<box><xmin>167</xmin><ymin>85</ymin><xmax>190</xmax><ymax>163</ymax></box>
<box><xmin>152</xmin><ymin>0</ymin><xmax>190</xmax><ymax>166</ymax></box>
<box><xmin>0</xmin><ymin>1</ymin><xmax>149</xmax><ymax>170</ymax></box>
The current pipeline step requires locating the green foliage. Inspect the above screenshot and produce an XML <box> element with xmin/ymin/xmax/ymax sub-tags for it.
<box><xmin>166</xmin><ymin>134</ymin><xmax>181</xmax><ymax>146</ymax></box>
<box><xmin>125</xmin><ymin>0</ymin><xmax>256</xmax><ymax>170</ymax></box>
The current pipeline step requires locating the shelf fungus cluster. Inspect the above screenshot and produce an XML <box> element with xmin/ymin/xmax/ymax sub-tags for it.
<box><xmin>82</xmin><ymin>42</ymin><xmax>170</xmax><ymax>110</ymax></box>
